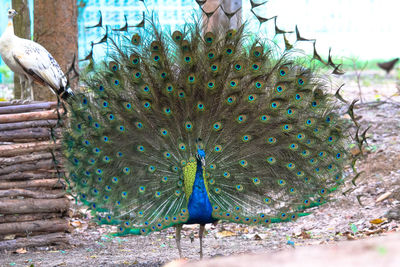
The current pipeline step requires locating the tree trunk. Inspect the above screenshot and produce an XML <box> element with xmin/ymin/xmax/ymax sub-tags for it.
<box><xmin>224</xmin><ymin>0</ymin><xmax>242</xmax><ymax>29</ymax></box>
<box><xmin>12</xmin><ymin>0</ymin><xmax>31</xmax><ymax>99</ymax></box>
<box><xmin>33</xmin><ymin>0</ymin><xmax>78</xmax><ymax>101</ymax></box>
<box><xmin>204</xmin><ymin>0</ymin><xmax>242</xmax><ymax>31</ymax></box>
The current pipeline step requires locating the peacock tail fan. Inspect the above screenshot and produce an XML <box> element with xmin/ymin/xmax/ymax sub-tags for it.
<box><xmin>64</xmin><ymin>14</ymin><xmax>353</xmax><ymax>236</ymax></box>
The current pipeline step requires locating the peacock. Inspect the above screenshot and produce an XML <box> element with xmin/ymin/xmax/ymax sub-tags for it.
<box><xmin>0</xmin><ymin>9</ymin><xmax>74</xmax><ymax>100</ymax></box>
<box><xmin>63</xmin><ymin>3</ymin><xmax>359</xmax><ymax>259</ymax></box>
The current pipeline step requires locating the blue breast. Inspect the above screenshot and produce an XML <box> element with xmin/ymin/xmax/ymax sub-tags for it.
<box><xmin>186</xmin><ymin>161</ymin><xmax>216</xmax><ymax>224</ymax></box>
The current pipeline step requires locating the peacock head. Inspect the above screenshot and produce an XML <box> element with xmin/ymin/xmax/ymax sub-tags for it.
<box><xmin>196</xmin><ymin>149</ymin><xmax>206</xmax><ymax>167</ymax></box>
<box><xmin>195</xmin><ymin>138</ymin><xmax>206</xmax><ymax>167</ymax></box>
<box><xmin>7</xmin><ymin>9</ymin><xmax>17</xmax><ymax>19</ymax></box>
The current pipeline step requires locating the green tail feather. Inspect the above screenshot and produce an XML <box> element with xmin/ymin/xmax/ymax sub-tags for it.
<box><xmin>64</xmin><ymin>12</ymin><xmax>354</xmax><ymax>235</ymax></box>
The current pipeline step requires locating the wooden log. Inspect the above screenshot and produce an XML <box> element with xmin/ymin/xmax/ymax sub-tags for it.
<box><xmin>0</xmin><ymin>219</ymin><xmax>69</xmax><ymax>235</ymax></box>
<box><xmin>0</xmin><ymin>109</ymin><xmax>60</xmax><ymax>123</ymax></box>
<box><xmin>46</xmin><ymin>169</ymin><xmax>66</xmax><ymax>174</ymax></box>
<box><xmin>0</xmin><ymin>102</ymin><xmax>57</xmax><ymax>114</ymax></box>
<box><xmin>0</xmin><ymin>119</ymin><xmax>59</xmax><ymax>131</ymax></box>
<box><xmin>0</xmin><ymin>171</ymin><xmax>56</xmax><ymax>181</ymax></box>
<box><xmin>0</xmin><ymin>100</ymin><xmax>35</xmax><ymax>107</ymax></box>
<box><xmin>0</xmin><ymin>152</ymin><xmax>59</xmax><ymax>166</ymax></box>
<box><xmin>0</xmin><ymin>178</ymin><xmax>65</xmax><ymax>190</ymax></box>
<box><xmin>0</xmin><ymin>213</ymin><xmax>62</xmax><ymax>223</ymax></box>
<box><xmin>0</xmin><ymin>140</ymin><xmax>60</xmax><ymax>157</ymax></box>
<box><xmin>0</xmin><ymin>128</ymin><xmax>61</xmax><ymax>142</ymax></box>
<box><xmin>0</xmin><ymin>159</ymin><xmax>55</xmax><ymax>176</ymax></box>
<box><xmin>0</xmin><ymin>232</ymin><xmax>69</xmax><ymax>250</ymax></box>
<box><xmin>0</xmin><ymin>198</ymin><xmax>69</xmax><ymax>214</ymax></box>
<box><xmin>0</xmin><ymin>189</ymin><xmax>65</xmax><ymax>199</ymax></box>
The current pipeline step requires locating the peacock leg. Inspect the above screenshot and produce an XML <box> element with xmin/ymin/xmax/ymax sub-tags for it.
<box><xmin>24</xmin><ymin>77</ymin><xmax>34</xmax><ymax>101</ymax></box>
<box><xmin>29</xmin><ymin>79</ymin><xmax>34</xmax><ymax>101</ymax></box>
<box><xmin>19</xmin><ymin>76</ymin><xmax>25</xmax><ymax>100</ymax></box>
<box><xmin>30</xmin><ymin>86</ymin><xmax>34</xmax><ymax>101</ymax></box>
<box><xmin>199</xmin><ymin>224</ymin><xmax>205</xmax><ymax>259</ymax></box>
<box><xmin>175</xmin><ymin>224</ymin><xmax>183</xmax><ymax>258</ymax></box>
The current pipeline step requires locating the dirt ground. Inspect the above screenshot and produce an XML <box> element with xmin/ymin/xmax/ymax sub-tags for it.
<box><xmin>0</xmin><ymin>71</ymin><xmax>399</xmax><ymax>267</ymax></box>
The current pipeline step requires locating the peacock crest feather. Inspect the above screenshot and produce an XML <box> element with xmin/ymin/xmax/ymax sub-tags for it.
<box><xmin>64</xmin><ymin>4</ymin><xmax>358</xmax><ymax>242</ymax></box>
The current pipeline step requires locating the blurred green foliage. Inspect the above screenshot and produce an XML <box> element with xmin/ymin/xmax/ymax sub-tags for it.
<box><xmin>0</xmin><ymin>65</ymin><xmax>13</xmax><ymax>84</ymax></box>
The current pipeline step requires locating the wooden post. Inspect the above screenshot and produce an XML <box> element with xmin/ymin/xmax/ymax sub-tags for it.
<box><xmin>11</xmin><ymin>0</ymin><xmax>31</xmax><ymax>99</ymax></box>
<box><xmin>33</xmin><ymin>0</ymin><xmax>78</xmax><ymax>101</ymax></box>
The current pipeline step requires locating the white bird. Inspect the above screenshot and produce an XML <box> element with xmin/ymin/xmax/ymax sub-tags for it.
<box><xmin>0</xmin><ymin>9</ymin><xmax>74</xmax><ymax>100</ymax></box>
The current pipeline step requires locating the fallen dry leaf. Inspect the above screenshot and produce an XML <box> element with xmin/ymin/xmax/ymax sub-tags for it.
<box><xmin>369</xmin><ymin>218</ymin><xmax>386</xmax><ymax>225</ymax></box>
<box><xmin>216</xmin><ymin>230</ymin><xmax>237</xmax><ymax>238</ymax></box>
<box><xmin>350</xmin><ymin>147</ymin><xmax>361</xmax><ymax>156</ymax></box>
<box><xmin>298</xmin><ymin>229</ymin><xmax>312</xmax><ymax>239</ymax></box>
<box><xmin>376</xmin><ymin>192</ymin><xmax>392</xmax><ymax>203</ymax></box>
<box><xmin>163</xmin><ymin>259</ymin><xmax>188</xmax><ymax>267</ymax></box>
<box><xmin>365</xmin><ymin>228</ymin><xmax>384</xmax><ymax>236</ymax></box>
<box><xmin>243</xmin><ymin>233</ymin><xmax>263</xmax><ymax>240</ymax></box>
<box><xmin>4</xmin><ymin>234</ymin><xmax>15</xmax><ymax>240</ymax></box>
<box><xmin>15</xmin><ymin>248</ymin><xmax>27</xmax><ymax>254</ymax></box>
<box><xmin>344</xmin><ymin>232</ymin><xmax>356</xmax><ymax>240</ymax></box>
<box><xmin>70</xmin><ymin>220</ymin><xmax>82</xmax><ymax>228</ymax></box>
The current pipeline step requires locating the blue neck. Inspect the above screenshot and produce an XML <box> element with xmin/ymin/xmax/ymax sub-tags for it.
<box><xmin>186</xmin><ymin>160</ymin><xmax>215</xmax><ymax>224</ymax></box>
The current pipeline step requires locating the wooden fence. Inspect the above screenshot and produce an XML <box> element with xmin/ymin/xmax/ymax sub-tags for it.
<box><xmin>0</xmin><ymin>101</ymin><xmax>70</xmax><ymax>250</ymax></box>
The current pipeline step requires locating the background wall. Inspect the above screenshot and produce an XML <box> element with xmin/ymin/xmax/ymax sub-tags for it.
<box><xmin>242</xmin><ymin>0</ymin><xmax>399</xmax><ymax>60</ymax></box>
<box><xmin>0</xmin><ymin>0</ymin><xmax>399</xmax><ymax>83</ymax></box>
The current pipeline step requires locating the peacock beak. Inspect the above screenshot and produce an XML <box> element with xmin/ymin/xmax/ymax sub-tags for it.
<box><xmin>201</xmin><ymin>157</ymin><xmax>205</xmax><ymax>167</ymax></box>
